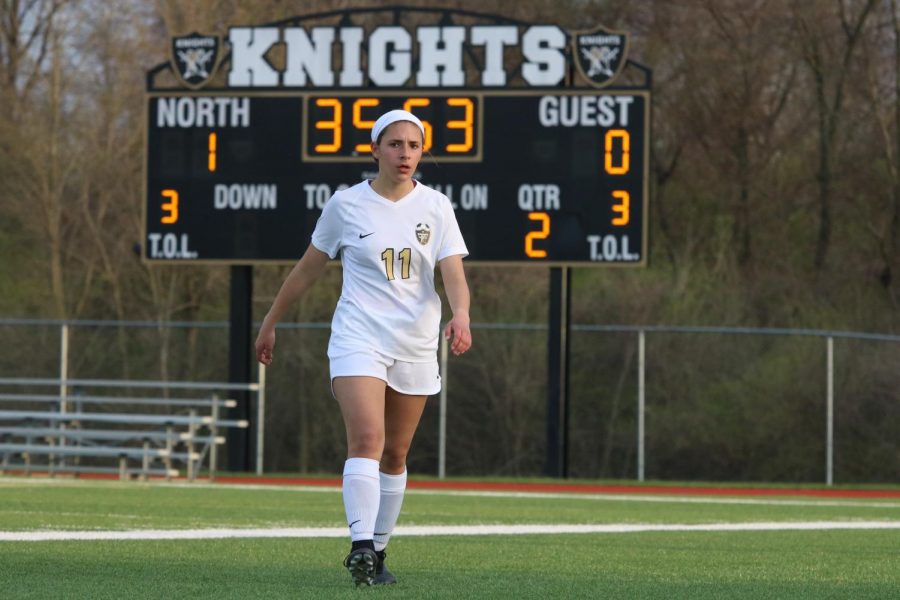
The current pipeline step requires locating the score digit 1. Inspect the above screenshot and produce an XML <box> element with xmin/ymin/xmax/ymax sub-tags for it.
<box><xmin>208</xmin><ymin>133</ymin><xmax>217</xmax><ymax>172</ymax></box>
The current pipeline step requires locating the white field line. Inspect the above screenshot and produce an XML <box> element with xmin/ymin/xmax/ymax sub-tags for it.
<box><xmin>3</xmin><ymin>477</ymin><xmax>900</xmax><ymax>509</ymax></box>
<box><xmin>406</xmin><ymin>489</ymin><xmax>900</xmax><ymax>509</ymax></box>
<box><xmin>2</xmin><ymin>521</ymin><xmax>900</xmax><ymax>542</ymax></box>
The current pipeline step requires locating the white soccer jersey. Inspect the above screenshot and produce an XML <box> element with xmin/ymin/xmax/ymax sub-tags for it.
<box><xmin>311</xmin><ymin>180</ymin><xmax>468</xmax><ymax>362</ymax></box>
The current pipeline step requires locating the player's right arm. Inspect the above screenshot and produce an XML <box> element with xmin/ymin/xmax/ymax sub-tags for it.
<box><xmin>255</xmin><ymin>243</ymin><xmax>330</xmax><ymax>365</ymax></box>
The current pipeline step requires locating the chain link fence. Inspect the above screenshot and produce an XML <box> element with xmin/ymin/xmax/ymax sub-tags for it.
<box><xmin>1</xmin><ymin>318</ymin><xmax>897</xmax><ymax>484</ymax></box>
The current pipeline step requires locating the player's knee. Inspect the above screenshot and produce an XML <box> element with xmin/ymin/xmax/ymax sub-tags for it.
<box><xmin>380</xmin><ymin>445</ymin><xmax>409</xmax><ymax>471</ymax></box>
<box><xmin>347</xmin><ymin>429</ymin><xmax>384</xmax><ymax>457</ymax></box>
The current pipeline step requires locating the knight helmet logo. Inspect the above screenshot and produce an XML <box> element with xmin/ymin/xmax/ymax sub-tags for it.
<box><xmin>170</xmin><ymin>32</ymin><xmax>221</xmax><ymax>89</ymax></box>
<box><xmin>573</xmin><ymin>25</ymin><xmax>629</xmax><ymax>88</ymax></box>
<box><xmin>415</xmin><ymin>223</ymin><xmax>431</xmax><ymax>246</ymax></box>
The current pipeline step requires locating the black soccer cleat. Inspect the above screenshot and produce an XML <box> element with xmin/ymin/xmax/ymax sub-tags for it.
<box><xmin>343</xmin><ymin>547</ymin><xmax>377</xmax><ymax>587</ymax></box>
<box><xmin>374</xmin><ymin>550</ymin><xmax>397</xmax><ymax>585</ymax></box>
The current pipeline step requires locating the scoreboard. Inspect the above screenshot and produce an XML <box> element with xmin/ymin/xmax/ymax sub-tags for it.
<box><xmin>144</xmin><ymin>89</ymin><xmax>649</xmax><ymax>265</ymax></box>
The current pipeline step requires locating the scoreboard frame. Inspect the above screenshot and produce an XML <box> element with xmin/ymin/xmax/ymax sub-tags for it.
<box><xmin>144</xmin><ymin>8</ymin><xmax>652</xmax><ymax>267</ymax></box>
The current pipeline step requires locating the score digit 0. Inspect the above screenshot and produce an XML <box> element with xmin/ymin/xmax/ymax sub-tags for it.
<box><xmin>604</xmin><ymin>129</ymin><xmax>630</xmax><ymax>175</ymax></box>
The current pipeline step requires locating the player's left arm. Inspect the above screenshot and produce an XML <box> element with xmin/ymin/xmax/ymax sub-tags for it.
<box><xmin>438</xmin><ymin>254</ymin><xmax>471</xmax><ymax>356</ymax></box>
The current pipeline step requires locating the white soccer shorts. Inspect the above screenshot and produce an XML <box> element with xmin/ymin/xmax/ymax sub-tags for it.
<box><xmin>330</xmin><ymin>350</ymin><xmax>441</xmax><ymax>396</ymax></box>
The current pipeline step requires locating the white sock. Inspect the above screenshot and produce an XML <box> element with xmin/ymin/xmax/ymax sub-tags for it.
<box><xmin>373</xmin><ymin>468</ymin><xmax>407</xmax><ymax>551</ymax></box>
<box><xmin>342</xmin><ymin>457</ymin><xmax>380</xmax><ymax>542</ymax></box>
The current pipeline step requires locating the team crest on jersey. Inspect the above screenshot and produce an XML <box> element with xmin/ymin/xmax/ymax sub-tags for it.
<box><xmin>415</xmin><ymin>223</ymin><xmax>432</xmax><ymax>245</ymax></box>
<box><xmin>170</xmin><ymin>32</ymin><xmax>221</xmax><ymax>89</ymax></box>
<box><xmin>572</xmin><ymin>25</ymin><xmax>628</xmax><ymax>88</ymax></box>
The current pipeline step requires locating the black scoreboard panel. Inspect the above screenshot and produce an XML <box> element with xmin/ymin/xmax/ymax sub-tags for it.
<box><xmin>144</xmin><ymin>90</ymin><xmax>649</xmax><ymax>265</ymax></box>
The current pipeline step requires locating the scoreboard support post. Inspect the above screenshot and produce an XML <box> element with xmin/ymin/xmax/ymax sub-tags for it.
<box><xmin>545</xmin><ymin>266</ymin><xmax>572</xmax><ymax>478</ymax></box>
<box><xmin>227</xmin><ymin>265</ymin><xmax>254</xmax><ymax>472</ymax></box>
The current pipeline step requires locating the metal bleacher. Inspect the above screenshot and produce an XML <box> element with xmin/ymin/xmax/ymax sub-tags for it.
<box><xmin>0</xmin><ymin>378</ymin><xmax>253</xmax><ymax>481</ymax></box>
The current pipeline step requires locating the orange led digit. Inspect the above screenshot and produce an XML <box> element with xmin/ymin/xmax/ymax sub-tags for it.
<box><xmin>207</xmin><ymin>133</ymin><xmax>217</xmax><ymax>172</ymax></box>
<box><xmin>612</xmin><ymin>190</ymin><xmax>630</xmax><ymax>226</ymax></box>
<box><xmin>160</xmin><ymin>189</ymin><xmax>179</xmax><ymax>224</ymax></box>
<box><xmin>604</xmin><ymin>129</ymin><xmax>630</xmax><ymax>175</ymax></box>
<box><xmin>525</xmin><ymin>212</ymin><xmax>550</xmax><ymax>258</ymax></box>
<box><xmin>315</xmin><ymin>98</ymin><xmax>342</xmax><ymax>153</ymax></box>
<box><xmin>402</xmin><ymin>98</ymin><xmax>432</xmax><ymax>152</ymax></box>
<box><xmin>446</xmin><ymin>98</ymin><xmax>473</xmax><ymax>153</ymax></box>
<box><xmin>353</xmin><ymin>98</ymin><xmax>380</xmax><ymax>152</ymax></box>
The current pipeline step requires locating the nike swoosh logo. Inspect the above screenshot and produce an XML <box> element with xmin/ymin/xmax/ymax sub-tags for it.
<box><xmin>359</xmin><ymin>232</ymin><xmax>375</xmax><ymax>239</ymax></box>
<box><xmin>349</xmin><ymin>520</ymin><xmax>361</xmax><ymax>528</ymax></box>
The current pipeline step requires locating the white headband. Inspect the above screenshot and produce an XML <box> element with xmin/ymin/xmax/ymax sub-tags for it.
<box><xmin>371</xmin><ymin>109</ymin><xmax>425</xmax><ymax>143</ymax></box>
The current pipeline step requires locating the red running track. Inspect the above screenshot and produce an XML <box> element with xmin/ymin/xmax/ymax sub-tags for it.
<box><xmin>7</xmin><ymin>471</ymin><xmax>900</xmax><ymax>498</ymax></box>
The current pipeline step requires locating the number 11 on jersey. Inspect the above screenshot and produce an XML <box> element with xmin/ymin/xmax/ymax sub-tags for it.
<box><xmin>381</xmin><ymin>247</ymin><xmax>412</xmax><ymax>280</ymax></box>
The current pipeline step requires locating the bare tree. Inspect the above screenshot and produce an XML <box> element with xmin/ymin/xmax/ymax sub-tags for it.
<box><xmin>791</xmin><ymin>0</ymin><xmax>879</xmax><ymax>270</ymax></box>
<box><xmin>0</xmin><ymin>0</ymin><xmax>66</xmax><ymax>115</ymax></box>
<box><xmin>4</xmin><ymin>20</ymin><xmax>79</xmax><ymax>319</ymax></box>
<box><xmin>702</xmin><ymin>0</ymin><xmax>797</xmax><ymax>266</ymax></box>
<box><xmin>857</xmin><ymin>0</ymin><xmax>900</xmax><ymax>305</ymax></box>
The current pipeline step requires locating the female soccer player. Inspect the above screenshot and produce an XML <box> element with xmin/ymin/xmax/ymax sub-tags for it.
<box><xmin>255</xmin><ymin>109</ymin><xmax>472</xmax><ymax>587</ymax></box>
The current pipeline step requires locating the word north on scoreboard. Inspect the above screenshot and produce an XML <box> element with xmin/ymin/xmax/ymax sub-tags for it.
<box><xmin>145</xmin><ymin>90</ymin><xmax>649</xmax><ymax>264</ymax></box>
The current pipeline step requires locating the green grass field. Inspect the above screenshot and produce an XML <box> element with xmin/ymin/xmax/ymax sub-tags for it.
<box><xmin>1</xmin><ymin>477</ymin><xmax>898</xmax><ymax>599</ymax></box>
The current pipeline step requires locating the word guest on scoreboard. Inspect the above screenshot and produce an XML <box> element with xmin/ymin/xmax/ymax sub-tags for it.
<box><xmin>144</xmin><ymin>9</ymin><xmax>651</xmax><ymax>266</ymax></box>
